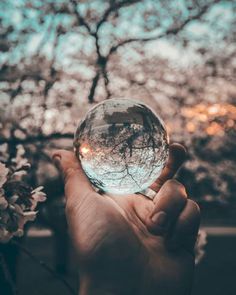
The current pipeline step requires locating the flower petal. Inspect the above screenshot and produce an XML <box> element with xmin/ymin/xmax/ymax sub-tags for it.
<box><xmin>23</xmin><ymin>211</ymin><xmax>37</xmax><ymax>221</ymax></box>
<box><xmin>31</xmin><ymin>186</ymin><xmax>44</xmax><ymax>194</ymax></box>
<box><xmin>0</xmin><ymin>196</ymin><xmax>8</xmax><ymax>210</ymax></box>
<box><xmin>0</xmin><ymin>162</ymin><xmax>9</xmax><ymax>187</ymax></box>
<box><xmin>32</xmin><ymin>191</ymin><xmax>47</xmax><ymax>202</ymax></box>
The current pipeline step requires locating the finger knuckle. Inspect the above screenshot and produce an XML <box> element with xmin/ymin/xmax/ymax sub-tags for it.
<box><xmin>165</xmin><ymin>179</ymin><xmax>187</xmax><ymax>202</ymax></box>
<box><xmin>188</xmin><ymin>199</ymin><xmax>201</xmax><ymax>217</ymax></box>
<box><xmin>174</xmin><ymin>192</ymin><xmax>187</xmax><ymax>208</ymax></box>
<box><xmin>177</xmin><ymin>200</ymin><xmax>201</xmax><ymax>232</ymax></box>
<box><xmin>166</xmin><ymin>179</ymin><xmax>185</xmax><ymax>191</ymax></box>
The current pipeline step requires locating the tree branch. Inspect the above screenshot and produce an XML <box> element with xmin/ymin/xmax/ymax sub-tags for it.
<box><xmin>108</xmin><ymin>0</ymin><xmax>220</xmax><ymax>55</ymax></box>
<box><xmin>96</xmin><ymin>0</ymin><xmax>141</xmax><ymax>33</ymax></box>
<box><xmin>101</xmin><ymin>67</ymin><xmax>111</xmax><ymax>99</ymax></box>
<box><xmin>88</xmin><ymin>71</ymin><xmax>100</xmax><ymax>103</ymax></box>
<box><xmin>69</xmin><ymin>0</ymin><xmax>92</xmax><ymax>34</ymax></box>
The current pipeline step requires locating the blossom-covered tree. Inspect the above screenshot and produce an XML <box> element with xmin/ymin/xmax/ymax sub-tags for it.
<box><xmin>0</xmin><ymin>1</ymin><xmax>235</xmax><ymax>293</ymax></box>
<box><xmin>1</xmin><ymin>0</ymin><xmax>235</xmax><ymax>203</ymax></box>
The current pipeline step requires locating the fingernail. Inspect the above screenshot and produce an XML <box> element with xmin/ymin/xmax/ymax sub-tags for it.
<box><xmin>151</xmin><ymin>211</ymin><xmax>168</xmax><ymax>228</ymax></box>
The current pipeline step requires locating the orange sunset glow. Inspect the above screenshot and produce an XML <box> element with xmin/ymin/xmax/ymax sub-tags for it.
<box><xmin>182</xmin><ymin>103</ymin><xmax>236</xmax><ymax>136</ymax></box>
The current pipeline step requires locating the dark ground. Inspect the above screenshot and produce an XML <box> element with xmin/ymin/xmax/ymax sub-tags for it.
<box><xmin>13</xmin><ymin>227</ymin><xmax>236</xmax><ymax>295</ymax></box>
<box><xmin>192</xmin><ymin>233</ymin><xmax>236</xmax><ymax>295</ymax></box>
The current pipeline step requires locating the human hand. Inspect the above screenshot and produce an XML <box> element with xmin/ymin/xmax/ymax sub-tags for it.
<box><xmin>52</xmin><ymin>143</ymin><xmax>200</xmax><ymax>295</ymax></box>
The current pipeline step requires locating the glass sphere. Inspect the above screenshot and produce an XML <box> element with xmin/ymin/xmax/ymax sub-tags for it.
<box><xmin>74</xmin><ymin>98</ymin><xmax>169</xmax><ymax>195</ymax></box>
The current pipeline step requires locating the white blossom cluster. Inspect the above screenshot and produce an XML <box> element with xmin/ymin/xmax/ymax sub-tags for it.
<box><xmin>0</xmin><ymin>144</ymin><xmax>46</xmax><ymax>243</ymax></box>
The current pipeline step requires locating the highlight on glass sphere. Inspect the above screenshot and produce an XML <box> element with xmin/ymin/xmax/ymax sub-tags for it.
<box><xmin>74</xmin><ymin>98</ymin><xmax>169</xmax><ymax>195</ymax></box>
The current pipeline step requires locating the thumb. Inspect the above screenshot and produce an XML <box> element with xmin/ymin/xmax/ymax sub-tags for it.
<box><xmin>52</xmin><ymin>150</ymin><xmax>95</xmax><ymax>206</ymax></box>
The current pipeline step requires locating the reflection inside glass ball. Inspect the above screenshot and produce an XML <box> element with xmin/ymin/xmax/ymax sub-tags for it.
<box><xmin>74</xmin><ymin>98</ymin><xmax>169</xmax><ymax>195</ymax></box>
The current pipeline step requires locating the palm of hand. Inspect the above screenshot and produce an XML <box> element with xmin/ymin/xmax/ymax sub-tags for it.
<box><xmin>53</xmin><ymin>144</ymin><xmax>199</xmax><ymax>295</ymax></box>
<box><xmin>67</xmin><ymin>190</ymin><xmax>195</xmax><ymax>295</ymax></box>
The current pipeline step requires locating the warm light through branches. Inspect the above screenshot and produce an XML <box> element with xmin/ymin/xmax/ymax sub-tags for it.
<box><xmin>182</xmin><ymin>103</ymin><xmax>236</xmax><ymax>136</ymax></box>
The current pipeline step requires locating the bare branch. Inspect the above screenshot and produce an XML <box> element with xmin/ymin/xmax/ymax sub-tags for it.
<box><xmin>101</xmin><ymin>67</ymin><xmax>111</xmax><ymax>99</ymax></box>
<box><xmin>88</xmin><ymin>72</ymin><xmax>100</xmax><ymax>103</ymax></box>
<box><xmin>96</xmin><ymin>0</ymin><xmax>141</xmax><ymax>32</ymax></box>
<box><xmin>108</xmin><ymin>0</ymin><xmax>220</xmax><ymax>56</ymax></box>
<box><xmin>69</xmin><ymin>0</ymin><xmax>92</xmax><ymax>34</ymax></box>
<box><xmin>69</xmin><ymin>1</ymin><xmax>141</xmax><ymax>102</ymax></box>
<box><xmin>94</xmin><ymin>32</ymin><xmax>101</xmax><ymax>57</ymax></box>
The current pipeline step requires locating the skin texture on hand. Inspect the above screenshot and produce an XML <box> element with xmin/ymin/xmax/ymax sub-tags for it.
<box><xmin>52</xmin><ymin>143</ymin><xmax>200</xmax><ymax>295</ymax></box>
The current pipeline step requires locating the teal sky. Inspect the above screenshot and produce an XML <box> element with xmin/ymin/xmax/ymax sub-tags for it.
<box><xmin>0</xmin><ymin>0</ymin><xmax>235</xmax><ymax>68</ymax></box>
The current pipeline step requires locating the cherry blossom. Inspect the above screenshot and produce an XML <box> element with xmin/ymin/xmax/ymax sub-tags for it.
<box><xmin>0</xmin><ymin>145</ymin><xmax>46</xmax><ymax>243</ymax></box>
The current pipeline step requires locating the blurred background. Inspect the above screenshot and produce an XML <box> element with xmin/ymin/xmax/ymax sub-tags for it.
<box><xmin>0</xmin><ymin>0</ymin><xmax>235</xmax><ymax>294</ymax></box>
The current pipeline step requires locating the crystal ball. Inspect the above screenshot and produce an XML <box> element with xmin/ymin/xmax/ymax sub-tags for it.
<box><xmin>74</xmin><ymin>98</ymin><xmax>169</xmax><ymax>195</ymax></box>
